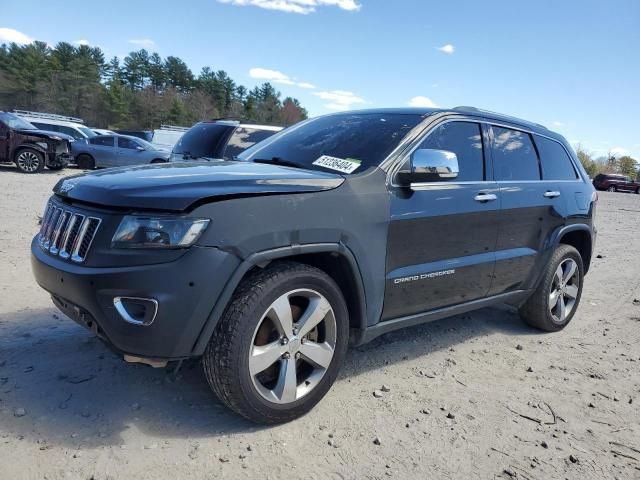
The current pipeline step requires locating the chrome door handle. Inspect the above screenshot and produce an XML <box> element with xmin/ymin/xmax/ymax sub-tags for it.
<box><xmin>543</xmin><ymin>191</ymin><xmax>561</xmax><ymax>198</ymax></box>
<box><xmin>474</xmin><ymin>193</ymin><xmax>497</xmax><ymax>202</ymax></box>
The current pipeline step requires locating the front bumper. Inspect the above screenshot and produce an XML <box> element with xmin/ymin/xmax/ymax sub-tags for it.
<box><xmin>31</xmin><ymin>237</ymin><xmax>240</xmax><ymax>359</ymax></box>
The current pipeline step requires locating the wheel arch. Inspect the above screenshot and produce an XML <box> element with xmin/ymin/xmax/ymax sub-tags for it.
<box><xmin>14</xmin><ymin>143</ymin><xmax>47</xmax><ymax>159</ymax></box>
<box><xmin>554</xmin><ymin>224</ymin><xmax>593</xmax><ymax>273</ymax></box>
<box><xmin>191</xmin><ymin>243</ymin><xmax>368</xmax><ymax>356</ymax></box>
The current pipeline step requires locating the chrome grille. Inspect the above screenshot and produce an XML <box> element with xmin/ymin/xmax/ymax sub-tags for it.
<box><xmin>39</xmin><ymin>202</ymin><xmax>101</xmax><ymax>263</ymax></box>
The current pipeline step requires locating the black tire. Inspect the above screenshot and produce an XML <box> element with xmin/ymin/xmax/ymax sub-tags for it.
<box><xmin>202</xmin><ymin>261</ymin><xmax>349</xmax><ymax>424</ymax></box>
<box><xmin>150</xmin><ymin>158</ymin><xmax>166</xmax><ymax>164</ymax></box>
<box><xmin>607</xmin><ymin>185</ymin><xmax>616</xmax><ymax>192</ymax></box>
<box><xmin>519</xmin><ymin>244</ymin><xmax>584</xmax><ymax>332</ymax></box>
<box><xmin>14</xmin><ymin>148</ymin><xmax>45</xmax><ymax>174</ymax></box>
<box><xmin>76</xmin><ymin>154</ymin><xmax>95</xmax><ymax>170</ymax></box>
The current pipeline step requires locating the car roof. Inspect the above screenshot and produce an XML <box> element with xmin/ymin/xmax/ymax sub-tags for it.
<box><xmin>329</xmin><ymin>106</ymin><xmax>564</xmax><ymax>141</ymax></box>
<box><xmin>18</xmin><ymin>116</ymin><xmax>84</xmax><ymax>128</ymax></box>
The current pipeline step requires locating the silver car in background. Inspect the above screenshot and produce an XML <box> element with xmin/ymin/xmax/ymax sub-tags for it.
<box><xmin>71</xmin><ymin>135</ymin><xmax>171</xmax><ymax>169</ymax></box>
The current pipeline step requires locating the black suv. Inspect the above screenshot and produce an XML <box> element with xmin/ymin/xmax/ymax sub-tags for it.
<box><xmin>169</xmin><ymin>120</ymin><xmax>282</xmax><ymax>162</ymax></box>
<box><xmin>31</xmin><ymin>107</ymin><xmax>597</xmax><ymax>424</ymax></box>
<box><xmin>0</xmin><ymin>112</ymin><xmax>73</xmax><ymax>173</ymax></box>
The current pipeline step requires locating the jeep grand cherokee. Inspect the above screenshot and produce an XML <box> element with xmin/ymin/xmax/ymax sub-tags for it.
<box><xmin>31</xmin><ymin>107</ymin><xmax>597</xmax><ymax>424</ymax></box>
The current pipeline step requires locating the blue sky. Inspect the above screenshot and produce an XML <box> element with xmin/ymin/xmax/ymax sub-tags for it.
<box><xmin>2</xmin><ymin>0</ymin><xmax>639</xmax><ymax>158</ymax></box>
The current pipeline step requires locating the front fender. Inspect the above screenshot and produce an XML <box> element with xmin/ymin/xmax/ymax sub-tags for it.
<box><xmin>190</xmin><ymin>242</ymin><xmax>367</xmax><ymax>356</ymax></box>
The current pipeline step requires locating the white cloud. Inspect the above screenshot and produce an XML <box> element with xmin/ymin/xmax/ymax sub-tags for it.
<box><xmin>249</xmin><ymin>67</ymin><xmax>315</xmax><ymax>88</ymax></box>
<box><xmin>128</xmin><ymin>38</ymin><xmax>156</xmax><ymax>49</ymax></box>
<box><xmin>0</xmin><ymin>27</ymin><xmax>34</xmax><ymax>45</ymax></box>
<box><xmin>552</xmin><ymin>121</ymin><xmax>564</xmax><ymax>127</ymax></box>
<box><xmin>314</xmin><ymin>90</ymin><xmax>366</xmax><ymax>110</ymax></box>
<box><xmin>218</xmin><ymin>0</ymin><xmax>361</xmax><ymax>14</ymax></box>
<box><xmin>437</xmin><ymin>44</ymin><xmax>455</xmax><ymax>54</ymax></box>
<box><xmin>610</xmin><ymin>146</ymin><xmax>630</xmax><ymax>157</ymax></box>
<box><xmin>73</xmin><ymin>39</ymin><xmax>91</xmax><ymax>46</ymax></box>
<box><xmin>408</xmin><ymin>96</ymin><xmax>438</xmax><ymax>108</ymax></box>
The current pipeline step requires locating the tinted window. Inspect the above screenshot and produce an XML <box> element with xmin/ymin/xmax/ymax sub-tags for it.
<box><xmin>32</xmin><ymin>122</ymin><xmax>59</xmax><ymax>132</ymax></box>
<box><xmin>118</xmin><ymin>137</ymin><xmax>140</xmax><ymax>149</ymax></box>
<box><xmin>534</xmin><ymin>136</ymin><xmax>577</xmax><ymax>180</ymax></box>
<box><xmin>0</xmin><ymin>113</ymin><xmax>36</xmax><ymax>130</ymax></box>
<box><xmin>90</xmin><ymin>136</ymin><xmax>114</xmax><ymax>147</ymax></box>
<box><xmin>57</xmin><ymin>125</ymin><xmax>85</xmax><ymax>140</ymax></box>
<box><xmin>239</xmin><ymin>113</ymin><xmax>426</xmax><ymax>174</ymax></box>
<box><xmin>492</xmin><ymin>127</ymin><xmax>540</xmax><ymax>181</ymax></box>
<box><xmin>224</xmin><ymin>127</ymin><xmax>279</xmax><ymax>159</ymax></box>
<box><xmin>416</xmin><ymin>122</ymin><xmax>484</xmax><ymax>181</ymax></box>
<box><xmin>173</xmin><ymin>123</ymin><xmax>234</xmax><ymax>159</ymax></box>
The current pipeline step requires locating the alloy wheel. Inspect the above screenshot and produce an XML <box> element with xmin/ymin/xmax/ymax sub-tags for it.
<box><xmin>549</xmin><ymin>258</ymin><xmax>579</xmax><ymax>323</ymax></box>
<box><xmin>17</xmin><ymin>151</ymin><xmax>41</xmax><ymax>172</ymax></box>
<box><xmin>249</xmin><ymin>288</ymin><xmax>336</xmax><ymax>404</ymax></box>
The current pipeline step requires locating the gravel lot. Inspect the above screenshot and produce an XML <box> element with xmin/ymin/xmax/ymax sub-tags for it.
<box><xmin>0</xmin><ymin>166</ymin><xmax>639</xmax><ymax>480</ymax></box>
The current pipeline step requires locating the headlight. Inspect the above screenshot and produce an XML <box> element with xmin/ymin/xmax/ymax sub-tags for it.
<box><xmin>111</xmin><ymin>216</ymin><xmax>210</xmax><ymax>249</ymax></box>
<box><xmin>35</xmin><ymin>141</ymin><xmax>48</xmax><ymax>149</ymax></box>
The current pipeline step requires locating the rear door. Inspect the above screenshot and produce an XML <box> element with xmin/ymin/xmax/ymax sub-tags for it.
<box><xmin>488</xmin><ymin>125</ymin><xmax>567</xmax><ymax>295</ymax></box>
<box><xmin>383</xmin><ymin>120</ymin><xmax>499</xmax><ymax>320</ymax></box>
<box><xmin>88</xmin><ymin>136</ymin><xmax>117</xmax><ymax>167</ymax></box>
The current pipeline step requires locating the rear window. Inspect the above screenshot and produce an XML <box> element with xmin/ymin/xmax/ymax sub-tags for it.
<box><xmin>535</xmin><ymin>136</ymin><xmax>577</xmax><ymax>180</ymax></box>
<box><xmin>239</xmin><ymin>113</ymin><xmax>426</xmax><ymax>174</ymax></box>
<box><xmin>173</xmin><ymin>123</ymin><xmax>233</xmax><ymax>159</ymax></box>
<box><xmin>223</xmin><ymin>127</ymin><xmax>278</xmax><ymax>160</ymax></box>
<box><xmin>492</xmin><ymin>126</ymin><xmax>540</xmax><ymax>181</ymax></box>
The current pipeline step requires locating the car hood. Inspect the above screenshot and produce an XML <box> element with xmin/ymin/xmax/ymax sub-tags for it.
<box><xmin>16</xmin><ymin>128</ymin><xmax>75</xmax><ymax>142</ymax></box>
<box><xmin>53</xmin><ymin>160</ymin><xmax>345</xmax><ymax>211</ymax></box>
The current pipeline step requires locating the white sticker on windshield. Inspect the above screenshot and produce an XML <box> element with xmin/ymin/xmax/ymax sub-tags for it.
<box><xmin>312</xmin><ymin>155</ymin><xmax>361</xmax><ymax>174</ymax></box>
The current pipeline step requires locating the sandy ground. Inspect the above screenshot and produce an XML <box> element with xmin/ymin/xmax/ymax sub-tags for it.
<box><xmin>0</xmin><ymin>164</ymin><xmax>639</xmax><ymax>480</ymax></box>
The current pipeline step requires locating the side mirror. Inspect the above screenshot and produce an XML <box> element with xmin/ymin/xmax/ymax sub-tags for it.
<box><xmin>396</xmin><ymin>149</ymin><xmax>459</xmax><ymax>186</ymax></box>
<box><xmin>136</xmin><ymin>146</ymin><xmax>145</xmax><ymax>151</ymax></box>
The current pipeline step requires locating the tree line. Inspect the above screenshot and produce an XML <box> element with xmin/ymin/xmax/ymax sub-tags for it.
<box><xmin>575</xmin><ymin>145</ymin><xmax>639</xmax><ymax>180</ymax></box>
<box><xmin>0</xmin><ymin>41</ymin><xmax>308</xmax><ymax>129</ymax></box>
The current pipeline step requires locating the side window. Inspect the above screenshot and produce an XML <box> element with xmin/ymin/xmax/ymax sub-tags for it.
<box><xmin>492</xmin><ymin>127</ymin><xmax>540</xmax><ymax>181</ymax></box>
<box><xmin>118</xmin><ymin>137</ymin><xmax>139</xmax><ymax>149</ymax></box>
<box><xmin>57</xmin><ymin>126</ymin><xmax>85</xmax><ymax>140</ymax></box>
<box><xmin>535</xmin><ymin>136</ymin><xmax>578</xmax><ymax>180</ymax></box>
<box><xmin>416</xmin><ymin>121</ymin><xmax>485</xmax><ymax>181</ymax></box>
<box><xmin>32</xmin><ymin>122</ymin><xmax>58</xmax><ymax>132</ymax></box>
<box><xmin>224</xmin><ymin>128</ymin><xmax>276</xmax><ymax>159</ymax></box>
<box><xmin>90</xmin><ymin>136</ymin><xmax>115</xmax><ymax>147</ymax></box>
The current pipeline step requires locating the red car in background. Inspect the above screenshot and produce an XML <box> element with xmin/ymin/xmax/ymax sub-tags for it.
<box><xmin>593</xmin><ymin>173</ymin><xmax>640</xmax><ymax>193</ymax></box>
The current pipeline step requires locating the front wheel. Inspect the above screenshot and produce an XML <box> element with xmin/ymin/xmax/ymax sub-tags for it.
<box><xmin>15</xmin><ymin>149</ymin><xmax>45</xmax><ymax>173</ymax></box>
<box><xmin>519</xmin><ymin>244</ymin><xmax>584</xmax><ymax>332</ymax></box>
<box><xmin>76</xmin><ymin>154</ymin><xmax>95</xmax><ymax>170</ymax></box>
<box><xmin>607</xmin><ymin>185</ymin><xmax>616</xmax><ymax>192</ymax></box>
<box><xmin>202</xmin><ymin>261</ymin><xmax>349</xmax><ymax>424</ymax></box>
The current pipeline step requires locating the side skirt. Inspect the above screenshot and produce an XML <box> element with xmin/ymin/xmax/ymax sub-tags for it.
<box><xmin>352</xmin><ymin>289</ymin><xmax>531</xmax><ymax>345</ymax></box>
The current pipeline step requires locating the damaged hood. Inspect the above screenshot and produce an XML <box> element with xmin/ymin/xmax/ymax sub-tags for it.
<box><xmin>53</xmin><ymin>160</ymin><xmax>344</xmax><ymax>211</ymax></box>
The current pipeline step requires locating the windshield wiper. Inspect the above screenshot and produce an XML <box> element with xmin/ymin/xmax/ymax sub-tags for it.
<box><xmin>252</xmin><ymin>157</ymin><xmax>305</xmax><ymax>169</ymax></box>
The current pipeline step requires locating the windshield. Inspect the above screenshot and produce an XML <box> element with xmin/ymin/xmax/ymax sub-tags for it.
<box><xmin>172</xmin><ymin>123</ymin><xmax>233</xmax><ymax>158</ymax></box>
<box><xmin>0</xmin><ymin>112</ymin><xmax>36</xmax><ymax>130</ymax></box>
<box><xmin>238</xmin><ymin>113</ymin><xmax>426</xmax><ymax>174</ymax></box>
<box><xmin>78</xmin><ymin>126</ymin><xmax>97</xmax><ymax>138</ymax></box>
<box><xmin>136</xmin><ymin>138</ymin><xmax>160</xmax><ymax>150</ymax></box>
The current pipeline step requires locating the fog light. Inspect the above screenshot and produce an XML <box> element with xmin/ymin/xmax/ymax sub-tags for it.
<box><xmin>113</xmin><ymin>297</ymin><xmax>158</xmax><ymax>326</ymax></box>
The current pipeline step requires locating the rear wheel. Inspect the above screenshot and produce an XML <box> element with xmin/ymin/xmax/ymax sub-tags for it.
<box><xmin>15</xmin><ymin>149</ymin><xmax>44</xmax><ymax>174</ymax></box>
<box><xmin>76</xmin><ymin>154</ymin><xmax>95</xmax><ymax>170</ymax></box>
<box><xmin>519</xmin><ymin>244</ymin><xmax>584</xmax><ymax>332</ymax></box>
<box><xmin>202</xmin><ymin>261</ymin><xmax>349</xmax><ymax>424</ymax></box>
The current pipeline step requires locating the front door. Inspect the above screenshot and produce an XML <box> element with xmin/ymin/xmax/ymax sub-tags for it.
<box><xmin>116</xmin><ymin>136</ymin><xmax>142</xmax><ymax>166</ymax></box>
<box><xmin>88</xmin><ymin>136</ymin><xmax>117</xmax><ymax>167</ymax></box>
<box><xmin>383</xmin><ymin>121</ymin><xmax>500</xmax><ymax>320</ymax></box>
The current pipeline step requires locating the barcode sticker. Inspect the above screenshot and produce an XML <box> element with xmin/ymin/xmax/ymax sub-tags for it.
<box><xmin>312</xmin><ymin>155</ymin><xmax>361</xmax><ymax>174</ymax></box>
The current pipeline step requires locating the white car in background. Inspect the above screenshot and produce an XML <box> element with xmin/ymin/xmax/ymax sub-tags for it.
<box><xmin>151</xmin><ymin>124</ymin><xmax>190</xmax><ymax>150</ymax></box>
<box><xmin>92</xmin><ymin>128</ymin><xmax>116</xmax><ymax>136</ymax></box>
<box><xmin>14</xmin><ymin>110</ymin><xmax>96</xmax><ymax>143</ymax></box>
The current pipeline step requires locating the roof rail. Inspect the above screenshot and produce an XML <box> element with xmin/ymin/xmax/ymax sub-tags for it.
<box><xmin>13</xmin><ymin>109</ymin><xmax>84</xmax><ymax>124</ymax></box>
<box><xmin>452</xmin><ymin>106</ymin><xmax>547</xmax><ymax>130</ymax></box>
<box><xmin>158</xmin><ymin>124</ymin><xmax>190</xmax><ymax>131</ymax></box>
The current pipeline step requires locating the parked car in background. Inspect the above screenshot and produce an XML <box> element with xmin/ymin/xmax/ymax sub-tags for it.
<box><xmin>592</xmin><ymin>173</ymin><xmax>640</xmax><ymax>193</ymax></box>
<box><xmin>92</xmin><ymin>128</ymin><xmax>116</xmax><ymax>136</ymax></box>
<box><xmin>114</xmin><ymin>130</ymin><xmax>153</xmax><ymax>142</ymax></box>
<box><xmin>0</xmin><ymin>111</ymin><xmax>73</xmax><ymax>173</ymax></box>
<box><xmin>14</xmin><ymin>110</ymin><xmax>96</xmax><ymax>143</ymax></box>
<box><xmin>170</xmin><ymin>120</ymin><xmax>283</xmax><ymax>162</ymax></box>
<box><xmin>152</xmin><ymin>124</ymin><xmax>190</xmax><ymax>150</ymax></box>
<box><xmin>72</xmin><ymin>135</ymin><xmax>170</xmax><ymax>169</ymax></box>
